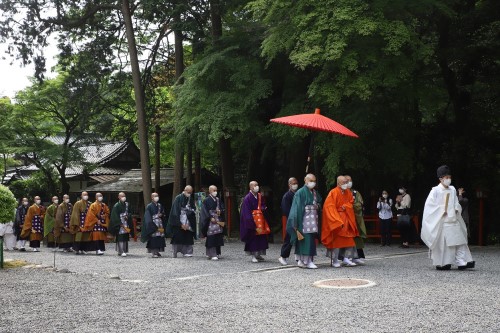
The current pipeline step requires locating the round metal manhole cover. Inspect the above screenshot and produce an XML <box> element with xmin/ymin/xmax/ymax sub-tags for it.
<box><xmin>313</xmin><ymin>278</ymin><xmax>376</xmax><ymax>289</ymax></box>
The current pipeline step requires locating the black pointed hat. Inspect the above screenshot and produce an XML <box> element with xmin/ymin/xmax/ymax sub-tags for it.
<box><xmin>437</xmin><ymin>165</ymin><xmax>451</xmax><ymax>178</ymax></box>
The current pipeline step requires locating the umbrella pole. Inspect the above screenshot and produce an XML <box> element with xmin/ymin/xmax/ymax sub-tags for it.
<box><xmin>305</xmin><ymin>134</ymin><xmax>315</xmax><ymax>173</ymax></box>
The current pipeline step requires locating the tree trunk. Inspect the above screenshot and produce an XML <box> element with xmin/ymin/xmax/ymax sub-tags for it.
<box><xmin>209</xmin><ymin>0</ymin><xmax>222</xmax><ymax>43</ymax></box>
<box><xmin>186</xmin><ymin>139</ymin><xmax>193</xmax><ymax>186</ymax></box>
<box><xmin>172</xmin><ymin>11</ymin><xmax>185</xmax><ymax>200</ymax></box>
<box><xmin>154</xmin><ymin>125</ymin><xmax>161</xmax><ymax>192</ymax></box>
<box><xmin>60</xmin><ymin>169</ymin><xmax>70</xmax><ymax>195</ymax></box>
<box><xmin>194</xmin><ymin>150</ymin><xmax>201</xmax><ymax>191</ymax></box>
<box><xmin>210</xmin><ymin>0</ymin><xmax>238</xmax><ymax>232</ymax></box>
<box><xmin>121</xmin><ymin>0</ymin><xmax>152</xmax><ymax>205</ymax></box>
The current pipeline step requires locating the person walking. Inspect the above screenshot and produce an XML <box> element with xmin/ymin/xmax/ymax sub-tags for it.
<box><xmin>278</xmin><ymin>177</ymin><xmax>298</xmax><ymax>266</ymax></box>
<box><xmin>421</xmin><ymin>165</ymin><xmax>475</xmax><ymax>270</ymax></box>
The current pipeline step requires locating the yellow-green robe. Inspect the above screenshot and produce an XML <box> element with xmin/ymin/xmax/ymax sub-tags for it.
<box><xmin>352</xmin><ymin>190</ymin><xmax>367</xmax><ymax>249</ymax></box>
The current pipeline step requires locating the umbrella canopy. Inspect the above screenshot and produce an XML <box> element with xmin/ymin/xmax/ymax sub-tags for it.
<box><xmin>270</xmin><ymin>108</ymin><xmax>358</xmax><ymax>138</ymax></box>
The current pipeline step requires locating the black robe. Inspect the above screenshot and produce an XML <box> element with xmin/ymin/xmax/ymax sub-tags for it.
<box><xmin>200</xmin><ymin>195</ymin><xmax>225</xmax><ymax>248</ymax></box>
<box><xmin>141</xmin><ymin>202</ymin><xmax>167</xmax><ymax>243</ymax></box>
<box><xmin>14</xmin><ymin>205</ymin><xmax>29</xmax><ymax>239</ymax></box>
<box><xmin>167</xmin><ymin>194</ymin><xmax>196</xmax><ymax>245</ymax></box>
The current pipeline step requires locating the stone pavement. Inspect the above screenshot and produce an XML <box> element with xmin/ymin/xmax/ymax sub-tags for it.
<box><xmin>1</xmin><ymin>240</ymin><xmax>499</xmax><ymax>332</ymax></box>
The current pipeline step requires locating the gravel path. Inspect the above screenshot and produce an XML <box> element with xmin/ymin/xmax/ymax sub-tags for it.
<box><xmin>1</xmin><ymin>241</ymin><xmax>499</xmax><ymax>333</ymax></box>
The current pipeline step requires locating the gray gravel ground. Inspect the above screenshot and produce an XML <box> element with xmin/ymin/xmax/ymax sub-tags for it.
<box><xmin>1</xmin><ymin>240</ymin><xmax>499</xmax><ymax>333</ymax></box>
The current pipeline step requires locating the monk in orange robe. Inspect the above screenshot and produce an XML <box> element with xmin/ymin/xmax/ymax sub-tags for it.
<box><xmin>321</xmin><ymin>175</ymin><xmax>359</xmax><ymax>267</ymax></box>
<box><xmin>20</xmin><ymin>196</ymin><xmax>45</xmax><ymax>252</ymax></box>
<box><xmin>84</xmin><ymin>193</ymin><xmax>109</xmax><ymax>255</ymax></box>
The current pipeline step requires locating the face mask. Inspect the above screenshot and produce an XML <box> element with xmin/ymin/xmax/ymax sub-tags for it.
<box><xmin>153</xmin><ymin>196</ymin><xmax>160</xmax><ymax>202</ymax></box>
<box><xmin>399</xmin><ymin>189</ymin><xmax>404</xmax><ymax>194</ymax></box>
<box><xmin>253</xmin><ymin>186</ymin><xmax>260</xmax><ymax>193</ymax></box>
<box><xmin>341</xmin><ymin>184</ymin><xmax>348</xmax><ymax>190</ymax></box>
<box><xmin>306</xmin><ymin>182</ymin><xmax>316</xmax><ymax>189</ymax></box>
<box><xmin>347</xmin><ymin>181</ymin><xmax>353</xmax><ymax>189</ymax></box>
<box><xmin>291</xmin><ymin>184</ymin><xmax>298</xmax><ymax>191</ymax></box>
<box><xmin>22</xmin><ymin>201</ymin><xmax>28</xmax><ymax>206</ymax></box>
<box><xmin>65</xmin><ymin>199</ymin><xmax>70</xmax><ymax>204</ymax></box>
<box><xmin>97</xmin><ymin>196</ymin><xmax>103</xmax><ymax>202</ymax></box>
<box><xmin>382</xmin><ymin>194</ymin><xmax>388</xmax><ymax>199</ymax></box>
<box><xmin>120</xmin><ymin>197</ymin><xmax>127</xmax><ymax>202</ymax></box>
<box><xmin>35</xmin><ymin>200</ymin><xmax>41</xmax><ymax>205</ymax></box>
<box><xmin>53</xmin><ymin>200</ymin><xmax>59</xmax><ymax>204</ymax></box>
<box><xmin>184</xmin><ymin>192</ymin><xmax>191</xmax><ymax>197</ymax></box>
<box><xmin>82</xmin><ymin>195</ymin><xmax>89</xmax><ymax>201</ymax></box>
<box><xmin>211</xmin><ymin>191</ymin><xmax>218</xmax><ymax>197</ymax></box>
<box><xmin>442</xmin><ymin>178</ymin><xmax>451</xmax><ymax>186</ymax></box>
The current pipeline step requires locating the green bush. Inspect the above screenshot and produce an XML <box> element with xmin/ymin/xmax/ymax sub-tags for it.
<box><xmin>0</xmin><ymin>184</ymin><xmax>17</xmax><ymax>224</ymax></box>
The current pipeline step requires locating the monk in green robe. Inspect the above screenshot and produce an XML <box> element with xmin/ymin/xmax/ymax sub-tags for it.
<box><xmin>287</xmin><ymin>174</ymin><xmax>322</xmax><ymax>269</ymax></box>
<box><xmin>54</xmin><ymin>194</ymin><xmax>74</xmax><ymax>251</ymax></box>
<box><xmin>70</xmin><ymin>191</ymin><xmax>91</xmax><ymax>254</ymax></box>
<box><xmin>345</xmin><ymin>175</ymin><xmax>367</xmax><ymax>265</ymax></box>
<box><xmin>43</xmin><ymin>196</ymin><xmax>59</xmax><ymax>249</ymax></box>
<box><xmin>109</xmin><ymin>192</ymin><xmax>133</xmax><ymax>257</ymax></box>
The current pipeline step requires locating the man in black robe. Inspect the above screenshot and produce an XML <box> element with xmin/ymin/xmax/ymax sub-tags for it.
<box><xmin>14</xmin><ymin>198</ymin><xmax>29</xmax><ymax>251</ymax></box>
<box><xmin>168</xmin><ymin>185</ymin><xmax>196</xmax><ymax>258</ymax></box>
<box><xmin>200</xmin><ymin>185</ymin><xmax>225</xmax><ymax>260</ymax></box>
<box><xmin>278</xmin><ymin>177</ymin><xmax>298</xmax><ymax>266</ymax></box>
<box><xmin>141</xmin><ymin>192</ymin><xmax>167</xmax><ymax>258</ymax></box>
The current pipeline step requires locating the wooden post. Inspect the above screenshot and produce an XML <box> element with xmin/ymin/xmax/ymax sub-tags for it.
<box><xmin>478</xmin><ymin>197</ymin><xmax>484</xmax><ymax>246</ymax></box>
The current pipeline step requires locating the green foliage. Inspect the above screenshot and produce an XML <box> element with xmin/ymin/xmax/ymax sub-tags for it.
<box><xmin>8</xmin><ymin>172</ymin><xmax>59</xmax><ymax>201</ymax></box>
<box><xmin>0</xmin><ymin>184</ymin><xmax>16</xmax><ymax>224</ymax></box>
<box><xmin>174</xmin><ymin>44</ymin><xmax>272</xmax><ymax>144</ymax></box>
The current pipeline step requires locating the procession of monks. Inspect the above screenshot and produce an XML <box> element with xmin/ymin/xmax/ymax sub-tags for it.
<box><xmin>10</xmin><ymin>166</ymin><xmax>475</xmax><ymax>272</ymax></box>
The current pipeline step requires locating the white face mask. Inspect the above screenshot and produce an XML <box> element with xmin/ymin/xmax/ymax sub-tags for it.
<box><xmin>53</xmin><ymin>200</ymin><xmax>59</xmax><ymax>204</ymax></box>
<box><xmin>153</xmin><ymin>196</ymin><xmax>160</xmax><ymax>202</ymax></box>
<box><xmin>382</xmin><ymin>194</ymin><xmax>388</xmax><ymax>199</ymax></box>
<box><xmin>442</xmin><ymin>178</ymin><xmax>452</xmax><ymax>186</ymax></box>
<box><xmin>306</xmin><ymin>182</ymin><xmax>316</xmax><ymax>189</ymax></box>
<box><xmin>340</xmin><ymin>184</ymin><xmax>348</xmax><ymax>190</ymax></box>
<box><xmin>82</xmin><ymin>195</ymin><xmax>89</xmax><ymax>201</ymax></box>
<box><xmin>399</xmin><ymin>189</ymin><xmax>404</xmax><ymax>194</ymax></box>
<box><xmin>120</xmin><ymin>196</ymin><xmax>127</xmax><ymax>202</ymax></box>
<box><xmin>290</xmin><ymin>184</ymin><xmax>298</xmax><ymax>191</ymax></box>
<box><xmin>22</xmin><ymin>201</ymin><xmax>28</xmax><ymax>206</ymax></box>
<box><xmin>184</xmin><ymin>192</ymin><xmax>191</xmax><ymax>198</ymax></box>
<box><xmin>347</xmin><ymin>181</ymin><xmax>353</xmax><ymax>189</ymax></box>
<box><xmin>65</xmin><ymin>199</ymin><xmax>70</xmax><ymax>204</ymax></box>
<box><xmin>35</xmin><ymin>200</ymin><xmax>41</xmax><ymax>205</ymax></box>
<box><xmin>97</xmin><ymin>196</ymin><xmax>103</xmax><ymax>202</ymax></box>
<box><xmin>253</xmin><ymin>186</ymin><xmax>259</xmax><ymax>193</ymax></box>
<box><xmin>211</xmin><ymin>191</ymin><xmax>218</xmax><ymax>197</ymax></box>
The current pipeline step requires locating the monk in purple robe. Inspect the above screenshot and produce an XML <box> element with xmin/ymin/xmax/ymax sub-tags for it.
<box><xmin>240</xmin><ymin>181</ymin><xmax>269</xmax><ymax>263</ymax></box>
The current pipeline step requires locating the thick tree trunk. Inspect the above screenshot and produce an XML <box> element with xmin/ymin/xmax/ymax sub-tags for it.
<box><xmin>154</xmin><ymin>125</ymin><xmax>161</xmax><ymax>192</ymax></box>
<box><xmin>172</xmin><ymin>13</ymin><xmax>185</xmax><ymax>200</ymax></box>
<box><xmin>209</xmin><ymin>0</ymin><xmax>222</xmax><ymax>42</ymax></box>
<box><xmin>194</xmin><ymin>150</ymin><xmax>201</xmax><ymax>191</ymax></box>
<box><xmin>186</xmin><ymin>139</ymin><xmax>193</xmax><ymax>186</ymax></box>
<box><xmin>121</xmin><ymin>0</ymin><xmax>152</xmax><ymax>205</ymax></box>
<box><xmin>210</xmin><ymin>0</ymin><xmax>238</xmax><ymax>232</ymax></box>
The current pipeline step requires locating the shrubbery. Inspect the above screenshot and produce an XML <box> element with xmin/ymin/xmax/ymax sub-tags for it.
<box><xmin>0</xmin><ymin>184</ymin><xmax>16</xmax><ymax>224</ymax></box>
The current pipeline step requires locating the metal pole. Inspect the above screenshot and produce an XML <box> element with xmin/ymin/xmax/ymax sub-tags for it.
<box><xmin>0</xmin><ymin>237</ymin><xmax>3</xmax><ymax>269</ymax></box>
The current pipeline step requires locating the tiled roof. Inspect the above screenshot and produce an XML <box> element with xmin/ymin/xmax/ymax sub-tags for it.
<box><xmin>85</xmin><ymin>169</ymin><xmax>177</xmax><ymax>193</ymax></box>
<box><xmin>65</xmin><ymin>166</ymin><xmax>129</xmax><ymax>176</ymax></box>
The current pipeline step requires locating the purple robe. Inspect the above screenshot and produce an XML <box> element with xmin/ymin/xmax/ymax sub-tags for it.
<box><xmin>240</xmin><ymin>192</ymin><xmax>269</xmax><ymax>252</ymax></box>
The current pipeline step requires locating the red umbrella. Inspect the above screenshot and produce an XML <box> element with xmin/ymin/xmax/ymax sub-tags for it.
<box><xmin>270</xmin><ymin>108</ymin><xmax>358</xmax><ymax>138</ymax></box>
<box><xmin>270</xmin><ymin>108</ymin><xmax>359</xmax><ymax>172</ymax></box>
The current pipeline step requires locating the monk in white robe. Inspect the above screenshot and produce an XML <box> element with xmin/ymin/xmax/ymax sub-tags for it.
<box><xmin>421</xmin><ymin>165</ymin><xmax>475</xmax><ymax>270</ymax></box>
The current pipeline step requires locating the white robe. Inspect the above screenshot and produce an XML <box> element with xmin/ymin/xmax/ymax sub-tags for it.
<box><xmin>421</xmin><ymin>184</ymin><xmax>473</xmax><ymax>266</ymax></box>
